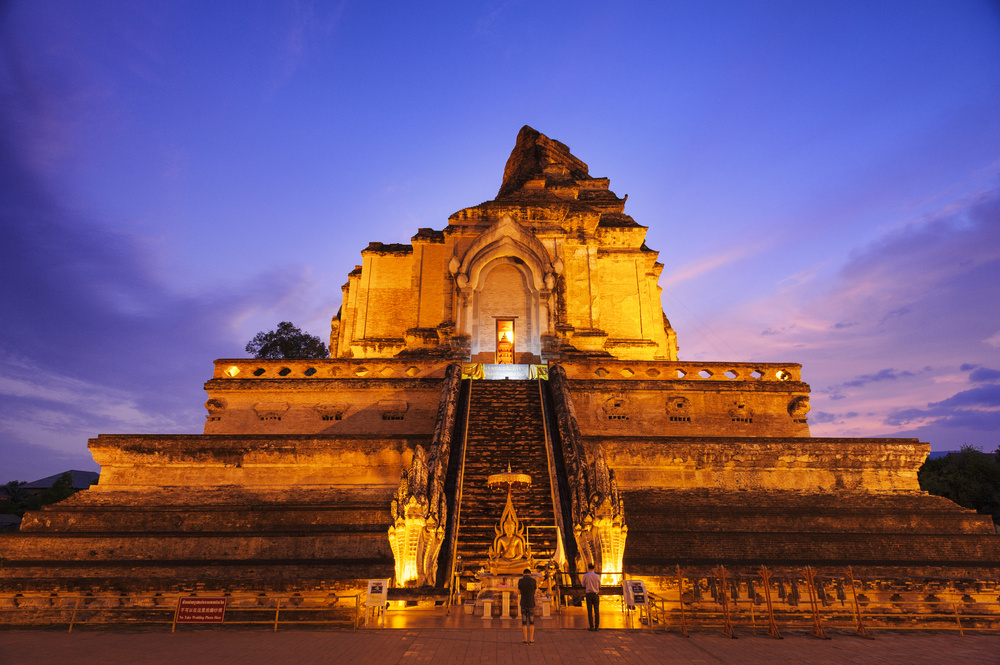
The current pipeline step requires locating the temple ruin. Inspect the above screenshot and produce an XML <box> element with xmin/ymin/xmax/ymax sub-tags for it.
<box><xmin>1</xmin><ymin>127</ymin><xmax>997</xmax><ymax>619</ymax></box>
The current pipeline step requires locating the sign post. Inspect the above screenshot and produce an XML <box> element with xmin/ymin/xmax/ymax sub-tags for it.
<box><xmin>365</xmin><ymin>579</ymin><xmax>389</xmax><ymax>626</ymax></box>
<box><xmin>622</xmin><ymin>579</ymin><xmax>651</xmax><ymax>631</ymax></box>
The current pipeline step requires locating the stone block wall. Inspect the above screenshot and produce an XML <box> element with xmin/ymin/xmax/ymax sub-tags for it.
<box><xmin>411</xmin><ymin>232</ymin><xmax>449</xmax><ymax>331</ymax></box>
<box><xmin>89</xmin><ymin>434</ymin><xmax>426</xmax><ymax>489</ymax></box>
<box><xmin>351</xmin><ymin>244</ymin><xmax>415</xmax><ymax>348</ymax></box>
<box><xmin>204</xmin><ymin>359</ymin><xmax>450</xmax><ymax>436</ymax></box>
<box><xmin>562</xmin><ymin>360</ymin><xmax>810</xmax><ymax>439</ymax></box>
<box><xmin>592</xmin><ymin>437</ymin><xmax>928</xmax><ymax>492</ymax></box>
<box><xmin>622</xmin><ymin>488</ymin><xmax>1000</xmax><ymax>579</ymax></box>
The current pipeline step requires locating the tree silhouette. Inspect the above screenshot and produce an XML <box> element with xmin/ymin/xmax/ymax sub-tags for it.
<box><xmin>245</xmin><ymin>321</ymin><xmax>328</xmax><ymax>359</ymax></box>
<box><xmin>919</xmin><ymin>445</ymin><xmax>1000</xmax><ymax>526</ymax></box>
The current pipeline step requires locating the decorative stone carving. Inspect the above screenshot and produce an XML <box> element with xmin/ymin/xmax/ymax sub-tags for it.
<box><xmin>204</xmin><ymin>398</ymin><xmax>226</xmax><ymax>422</ymax></box>
<box><xmin>205</xmin><ymin>398</ymin><xmax>226</xmax><ymax>413</ymax></box>
<box><xmin>547</xmin><ymin>364</ymin><xmax>627</xmax><ymax>576</ymax></box>
<box><xmin>387</xmin><ymin>364</ymin><xmax>462</xmax><ymax>587</ymax></box>
<box><xmin>253</xmin><ymin>402</ymin><xmax>288</xmax><ymax>421</ymax></box>
<box><xmin>450</xmin><ymin>214</ymin><xmax>561</xmax><ymax>294</ymax></box>
<box><xmin>788</xmin><ymin>396</ymin><xmax>811</xmax><ymax>420</ymax></box>
<box><xmin>666</xmin><ymin>395</ymin><xmax>690</xmax><ymax>415</ymax></box>
<box><xmin>314</xmin><ymin>404</ymin><xmax>347</xmax><ymax>421</ymax></box>
<box><xmin>388</xmin><ymin>445</ymin><xmax>446</xmax><ymax>587</ymax></box>
<box><xmin>574</xmin><ymin>445</ymin><xmax>627</xmax><ymax>584</ymax></box>
<box><xmin>377</xmin><ymin>400</ymin><xmax>408</xmax><ymax>420</ymax></box>
<box><xmin>728</xmin><ymin>398</ymin><xmax>754</xmax><ymax>422</ymax></box>
<box><xmin>601</xmin><ymin>396</ymin><xmax>630</xmax><ymax>422</ymax></box>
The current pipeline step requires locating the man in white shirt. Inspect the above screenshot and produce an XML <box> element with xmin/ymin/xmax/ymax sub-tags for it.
<box><xmin>582</xmin><ymin>563</ymin><xmax>601</xmax><ymax>630</ymax></box>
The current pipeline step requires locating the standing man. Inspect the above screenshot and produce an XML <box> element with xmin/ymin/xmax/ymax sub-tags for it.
<box><xmin>583</xmin><ymin>563</ymin><xmax>601</xmax><ymax>631</ymax></box>
<box><xmin>518</xmin><ymin>568</ymin><xmax>537</xmax><ymax>644</ymax></box>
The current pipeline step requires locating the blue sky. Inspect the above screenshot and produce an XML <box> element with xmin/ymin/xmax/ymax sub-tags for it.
<box><xmin>2</xmin><ymin>1</ymin><xmax>999</xmax><ymax>482</ymax></box>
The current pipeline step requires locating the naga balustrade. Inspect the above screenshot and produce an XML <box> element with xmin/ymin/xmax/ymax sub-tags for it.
<box><xmin>631</xmin><ymin>566</ymin><xmax>999</xmax><ymax>638</ymax></box>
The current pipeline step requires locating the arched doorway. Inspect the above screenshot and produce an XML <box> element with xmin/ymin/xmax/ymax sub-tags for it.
<box><xmin>469</xmin><ymin>258</ymin><xmax>541</xmax><ymax>364</ymax></box>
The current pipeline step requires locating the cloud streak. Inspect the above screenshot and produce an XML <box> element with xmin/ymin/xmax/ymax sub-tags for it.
<box><xmin>840</xmin><ymin>368</ymin><xmax>916</xmax><ymax>388</ymax></box>
<box><xmin>0</xmin><ymin>65</ymin><xmax>322</xmax><ymax>482</ymax></box>
<box><xmin>677</xmin><ymin>182</ymin><xmax>1000</xmax><ymax>449</ymax></box>
<box><xmin>885</xmin><ymin>367</ymin><xmax>1000</xmax><ymax>431</ymax></box>
<box><xmin>660</xmin><ymin>245</ymin><xmax>757</xmax><ymax>290</ymax></box>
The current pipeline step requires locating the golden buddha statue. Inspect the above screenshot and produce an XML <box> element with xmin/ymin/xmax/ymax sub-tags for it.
<box><xmin>487</xmin><ymin>491</ymin><xmax>533</xmax><ymax>574</ymax></box>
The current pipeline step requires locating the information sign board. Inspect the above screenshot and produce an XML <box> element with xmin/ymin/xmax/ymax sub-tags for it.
<box><xmin>366</xmin><ymin>579</ymin><xmax>389</xmax><ymax>607</ymax></box>
<box><xmin>623</xmin><ymin>580</ymin><xmax>648</xmax><ymax>608</ymax></box>
<box><xmin>175</xmin><ymin>597</ymin><xmax>227</xmax><ymax>623</ymax></box>
<box><xmin>365</xmin><ymin>579</ymin><xmax>390</xmax><ymax>626</ymax></box>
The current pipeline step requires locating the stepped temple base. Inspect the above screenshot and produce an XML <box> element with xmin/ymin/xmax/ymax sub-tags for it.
<box><xmin>3</xmin><ymin>425</ymin><xmax>996</xmax><ymax>595</ymax></box>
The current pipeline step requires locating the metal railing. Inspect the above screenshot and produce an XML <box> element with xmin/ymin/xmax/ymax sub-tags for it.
<box><xmin>0</xmin><ymin>592</ymin><xmax>361</xmax><ymax>632</ymax></box>
<box><xmin>4</xmin><ymin>568</ymin><xmax>998</xmax><ymax>637</ymax></box>
<box><xmin>555</xmin><ymin>570</ymin><xmax>627</xmax><ymax>589</ymax></box>
<box><xmin>627</xmin><ymin>566</ymin><xmax>1000</xmax><ymax>638</ymax></box>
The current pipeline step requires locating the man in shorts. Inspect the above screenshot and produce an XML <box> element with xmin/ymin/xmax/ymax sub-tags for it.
<box><xmin>518</xmin><ymin>568</ymin><xmax>537</xmax><ymax>644</ymax></box>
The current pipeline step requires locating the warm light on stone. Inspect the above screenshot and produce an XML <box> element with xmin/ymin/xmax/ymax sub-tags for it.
<box><xmin>1</xmin><ymin>126</ymin><xmax>996</xmax><ymax>617</ymax></box>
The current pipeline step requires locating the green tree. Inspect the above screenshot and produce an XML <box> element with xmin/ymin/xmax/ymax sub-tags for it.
<box><xmin>245</xmin><ymin>321</ymin><xmax>328</xmax><ymax>359</ymax></box>
<box><xmin>2</xmin><ymin>480</ymin><xmax>27</xmax><ymax>503</ymax></box>
<box><xmin>918</xmin><ymin>445</ymin><xmax>1000</xmax><ymax>526</ymax></box>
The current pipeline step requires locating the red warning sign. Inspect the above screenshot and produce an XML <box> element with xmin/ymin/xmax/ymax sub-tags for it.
<box><xmin>175</xmin><ymin>597</ymin><xmax>227</xmax><ymax>623</ymax></box>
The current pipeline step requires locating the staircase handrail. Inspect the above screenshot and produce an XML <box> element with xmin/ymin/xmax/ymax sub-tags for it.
<box><xmin>427</xmin><ymin>363</ymin><xmax>463</xmax><ymax>521</ymax></box>
<box><xmin>547</xmin><ymin>365</ymin><xmax>590</xmax><ymax>549</ymax></box>
<box><xmin>444</xmin><ymin>379</ymin><xmax>473</xmax><ymax>612</ymax></box>
<box><xmin>537</xmin><ymin>376</ymin><xmax>573</xmax><ymax>572</ymax></box>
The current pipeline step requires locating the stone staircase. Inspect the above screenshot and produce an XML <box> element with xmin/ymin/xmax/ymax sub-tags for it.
<box><xmin>454</xmin><ymin>380</ymin><xmax>558</xmax><ymax>576</ymax></box>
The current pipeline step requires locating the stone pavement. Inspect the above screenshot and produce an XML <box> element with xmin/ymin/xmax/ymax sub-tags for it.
<box><xmin>2</xmin><ymin>626</ymin><xmax>998</xmax><ymax>665</ymax></box>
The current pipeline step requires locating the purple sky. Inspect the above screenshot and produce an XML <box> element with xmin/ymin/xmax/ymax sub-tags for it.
<box><xmin>2</xmin><ymin>1</ymin><xmax>999</xmax><ymax>483</ymax></box>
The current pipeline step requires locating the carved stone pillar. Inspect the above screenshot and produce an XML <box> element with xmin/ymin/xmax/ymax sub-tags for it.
<box><xmin>573</xmin><ymin>446</ymin><xmax>627</xmax><ymax>584</ymax></box>
<box><xmin>388</xmin><ymin>445</ymin><xmax>446</xmax><ymax>587</ymax></box>
<box><xmin>387</xmin><ymin>364</ymin><xmax>462</xmax><ymax>587</ymax></box>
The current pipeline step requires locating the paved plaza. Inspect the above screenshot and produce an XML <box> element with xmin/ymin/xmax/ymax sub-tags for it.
<box><xmin>2</xmin><ymin>628</ymin><xmax>998</xmax><ymax>665</ymax></box>
<box><xmin>2</xmin><ymin>607</ymin><xmax>998</xmax><ymax>665</ymax></box>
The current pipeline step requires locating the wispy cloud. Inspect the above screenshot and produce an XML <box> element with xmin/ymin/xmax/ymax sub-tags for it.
<box><xmin>840</xmin><ymin>368</ymin><xmax>915</xmax><ymax>388</ymax></box>
<box><xmin>885</xmin><ymin>365</ymin><xmax>1000</xmax><ymax>430</ymax></box>
<box><xmin>0</xmin><ymin>72</ymin><xmax>324</xmax><ymax>482</ymax></box>
<box><xmin>269</xmin><ymin>0</ymin><xmax>348</xmax><ymax>92</ymax></box>
<box><xmin>661</xmin><ymin>246</ymin><xmax>755</xmax><ymax>289</ymax></box>
<box><xmin>811</xmin><ymin>411</ymin><xmax>859</xmax><ymax>424</ymax></box>
<box><xmin>678</xmin><ymin>183</ymin><xmax>1000</xmax><ymax>449</ymax></box>
<box><xmin>473</xmin><ymin>1</ymin><xmax>512</xmax><ymax>39</ymax></box>
<box><xmin>0</xmin><ymin>353</ymin><xmax>172</xmax><ymax>429</ymax></box>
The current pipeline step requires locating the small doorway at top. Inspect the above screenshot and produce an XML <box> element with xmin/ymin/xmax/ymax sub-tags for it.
<box><xmin>496</xmin><ymin>319</ymin><xmax>515</xmax><ymax>364</ymax></box>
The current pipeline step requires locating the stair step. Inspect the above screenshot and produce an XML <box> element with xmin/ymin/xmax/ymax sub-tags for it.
<box><xmin>455</xmin><ymin>380</ymin><xmax>557</xmax><ymax>567</ymax></box>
